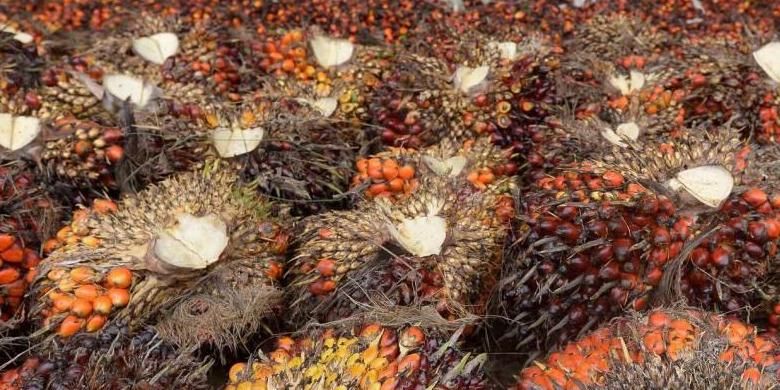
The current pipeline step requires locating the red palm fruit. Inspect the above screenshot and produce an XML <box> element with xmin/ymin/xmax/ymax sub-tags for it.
<box><xmin>516</xmin><ymin>308</ymin><xmax>780</xmax><ymax>389</ymax></box>
<box><xmin>225</xmin><ymin>323</ymin><xmax>486</xmax><ymax>389</ymax></box>
<box><xmin>0</xmin><ymin>162</ymin><xmax>63</xmax><ymax>322</ymax></box>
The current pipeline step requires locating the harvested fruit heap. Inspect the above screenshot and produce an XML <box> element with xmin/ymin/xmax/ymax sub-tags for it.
<box><xmin>225</xmin><ymin>322</ymin><xmax>487</xmax><ymax>389</ymax></box>
<box><xmin>29</xmin><ymin>167</ymin><xmax>288</xmax><ymax>351</ymax></box>
<box><xmin>517</xmin><ymin>308</ymin><xmax>780</xmax><ymax>389</ymax></box>
<box><xmin>3</xmin><ymin>0</ymin><xmax>780</xmax><ymax>389</ymax></box>
<box><xmin>288</xmin><ymin>173</ymin><xmax>515</xmax><ymax>324</ymax></box>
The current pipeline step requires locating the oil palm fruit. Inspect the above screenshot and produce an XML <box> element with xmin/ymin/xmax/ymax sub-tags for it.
<box><xmin>0</xmin><ymin>160</ymin><xmax>59</xmax><ymax>323</ymax></box>
<box><xmin>289</xmin><ymin>174</ymin><xmax>515</xmax><ymax>325</ymax></box>
<box><xmin>225</xmin><ymin>322</ymin><xmax>486</xmax><ymax>389</ymax></box>
<box><xmin>496</xmin><ymin>126</ymin><xmax>769</xmax><ymax>354</ymax></box>
<box><xmin>516</xmin><ymin>308</ymin><xmax>780</xmax><ymax>389</ymax></box>
<box><xmin>351</xmin><ymin>137</ymin><xmax>516</xmax><ymax>200</ymax></box>
<box><xmin>29</xmin><ymin>166</ymin><xmax>287</xmax><ymax>352</ymax></box>
<box><xmin>0</xmin><ymin>322</ymin><xmax>211</xmax><ymax>389</ymax></box>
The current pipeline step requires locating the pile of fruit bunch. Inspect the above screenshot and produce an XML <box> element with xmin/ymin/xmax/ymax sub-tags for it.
<box><xmin>287</xmin><ymin>136</ymin><xmax>515</xmax><ymax>325</ymax></box>
<box><xmin>3</xmin><ymin>0</ymin><xmax>780</xmax><ymax>389</ymax></box>
<box><xmin>224</xmin><ymin>322</ymin><xmax>487</xmax><ymax>389</ymax></box>
<box><xmin>26</xmin><ymin>167</ymin><xmax>288</xmax><ymax>354</ymax></box>
<box><xmin>517</xmin><ymin>307</ymin><xmax>780</xmax><ymax>389</ymax></box>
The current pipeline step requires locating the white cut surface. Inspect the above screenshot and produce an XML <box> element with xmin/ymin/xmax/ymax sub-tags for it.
<box><xmin>103</xmin><ymin>74</ymin><xmax>161</xmax><ymax>108</ymax></box>
<box><xmin>390</xmin><ymin>215</ymin><xmax>447</xmax><ymax>257</ymax></box>
<box><xmin>601</xmin><ymin>122</ymin><xmax>640</xmax><ymax>147</ymax></box>
<box><xmin>608</xmin><ymin>70</ymin><xmax>646</xmax><ymax>95</ymax></box>
<box><xmin>132</xmin><ymin>32</ymin><xmax>179</xmax><ymax>65</ymax></box>
<box><xmin>298</xmin><ymin>97</ymin><xmax>338</xmax><ymax>117</ymax></box>
<box><xmin>667</xmin><ymin>165</ymin><xmax>734</xmax><ymax>208</ymax></box>
<box><xmin>453</xmin><ymin>65</ymin><xmax>489</xmax><ymax>94</ymax></box>
<box><xmin>492</xmin><ymin>41</ymin><xmax>518</xmax><ymax>60</ymax></box>
<box><xmin>212</xmin><ymin>126</ymin><xmax>264</xmax><ymax>158</ymax></box>
<box><xmin>753</xmin><ymin>41</ymin><xmax>780</xmax><ymax>83</ymax></box>
<box><xmin>1</xmin><ymin>25</ymin><xmax>33</xmax><ymax>44</ymax></box>
<box><xmin>0</xmin><ymin>114</ymin><xmax>40</xmax><ymax>151</ymax></box>
<box><xmin>310</xmin><ymin>35</ymin><xmax>354</xmax><ymax>68</ymax></box>
<box><xmin>423</xmin><ymin>155</ymin><xmax>468</xmax><ymax>176</ymax></box>
<box><xmin>153</xmin><ymin>213</ymin><xmax>228</xmax><ymax>269</ymax></box>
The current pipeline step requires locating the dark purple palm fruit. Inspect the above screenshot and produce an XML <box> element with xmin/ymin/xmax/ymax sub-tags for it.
<box><xmin>494</xmin><ymin>126</ymin><xmax>760</xmax><ymax>358</ymax></box>
<box><xmin>0</xmin><ymin>322</ymin><xmax>211</xmax><ymax>390</ymax></box>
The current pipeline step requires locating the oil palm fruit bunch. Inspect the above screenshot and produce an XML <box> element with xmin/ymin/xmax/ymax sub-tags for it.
<box><xmin>0</xmin><ymin>322</ymin><xmax>211</xmax><ymax>390</ymax></box>
<box><xmin>225</xmin><ymin>322</ymin><xmax>487</xmax><ymax>389</ymax></box>
<box><xmin>496</xmin><ymin>127</ymin><xmax>763</xmax><ymax>352</ymax></box>
<box><xmin>556</xmin><ymin>54</ymin><xmax>685</xmax><ymax>142</ymax></box>
<box><xmin>265</xmin><ymin>32</ymin><xmax>395</xmax><ymax>125</ymax></box>
<box><xmin>0</xmin><ymin>24</ymin><xmax>42</xmax><ymax>94</ymax></box>
<box><xmin>564</xmin><ymin>13</ymin><xmax>670</xmax><ymax>62</ymax></box>
<box><xmin>668</xmin><ymin>37</ymin><xmax>776</xmax><ymax>138</ymax></box>
<box><xmin>0</xmin><ymin>161</ymin><xmax>57</xmax><ymax>323</ymax></box>
<box><xmin>212</xmin><ymin>94</ymin><xmax>363</xmax><ymax>215</ymax></box>
<box><xmin>37</xmin><ymin>117</ymin><xmax>124</xmax><ymax>190</ymax></box>
<box><xmin>28</xmin><ymin>167</ymin><xmax>288</xmax><ymax>352</ymax></box>
<box><xmin>2</xmin><ymin>76</ymin><xmax>126</xmax><ymax>199</ymax></box>
<box><xmin>288</xmin><ymin>173</ymin><xmax>515</xmax><ymax>325</ymax></box>
<box><xmin>371</xmin><ymin>32</ymin><xmax>559</xmax><ymax>150</ymax></box>
<box><xmin>125</xmin><ymin>87</ymin><xmax>362</xmax><ymax>215</ymax></box>
<box><xmin>722</xmin><ymin>38</ymin><xmax>780</xmax><ymax>144</ymax></box>
<box><xmin>351</xmin><ymin>137</ymin><xmax>517</xmax><ymax>200</ymax></box>
<box><xmin>516</xmin><ymin>308</ymin><xmax>780</xmax><ymax>389</ymax></box>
